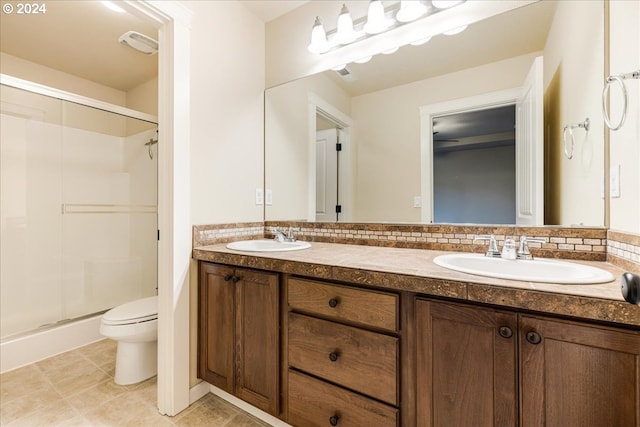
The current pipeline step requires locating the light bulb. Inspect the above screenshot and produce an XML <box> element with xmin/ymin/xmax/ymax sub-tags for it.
<box><xmin>382</xmin><ymin>46</ymin><xmax>399</xmax><ymax>54</ymax></box>
<box><xmin>363</xmin><ymin>0</ymin><xmax>393</xmax><ymax>34</ymax></box>
<box><xmin>443</xmin><ymin>25</ymin><xmax>467</xmax><ymax>35</ymax></box>
<box><xmin>396</xmin><ymin>0</ymin><xmax>427</xmax><ymax>23</ymax></box>
<box><xmin>308</xmin><ymin>16</ymin><xmax>329</xmax><ymax>54</ymax></box>
<box><xmin>432</xmin><ymin>0</ymin><xmax>464</xmax><ymax>9</ymax></box>
<box><xmin>335</xmin><ymin>4</ymin><xmax>358</xmax><ymax>44</ymax></box>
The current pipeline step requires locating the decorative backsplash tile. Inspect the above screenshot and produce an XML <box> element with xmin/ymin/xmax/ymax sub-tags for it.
<box><xmin>607</xmin><ymin>230</ymin><xmax>640</xmax><ymax>273</ymax></box>
<box><xmin>193</xmin><ymin>221</ymin><xmax>612</xmax><ymax>262</ymax></box>
<box><xmin>193</xmin><ymin>222</ymin><xmax>264</xmax><ymax>247</ymax></box>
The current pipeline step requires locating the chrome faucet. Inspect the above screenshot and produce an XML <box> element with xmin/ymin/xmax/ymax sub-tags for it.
<box><xmin>474</xmin><ymin>235</ymin><xmax>501</xmax><ymax>258</ymax></box>
<box><xmin>272</xmin><ymin>227</ymin><xmax>300</xmax><ymax>243</ymax></box>
<box><xmin>517</xmin><ymin>236</ymin><xmax>546</xmax><ymax>260</ymax></box>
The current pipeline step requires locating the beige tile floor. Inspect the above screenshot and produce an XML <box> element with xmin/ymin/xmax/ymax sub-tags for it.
<box><xmin>0</xmin><ymin>339</ymin><xmax>272</xmax><ymax>427</ymax></box>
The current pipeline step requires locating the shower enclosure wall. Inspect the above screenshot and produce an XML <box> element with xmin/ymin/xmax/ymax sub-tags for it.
<box><xmin>1</xmin><ymin>77</ymin><xmax>158</xmax><ymax>346</ymax></box>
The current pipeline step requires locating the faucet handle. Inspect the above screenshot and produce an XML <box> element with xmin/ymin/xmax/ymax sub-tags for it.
<box><xmin>517</xmin><ymin>236</ymin><xmax>546</xmax><ymax>259</ymax></box>
<box><xmin>474</xmin><ymin>235</ymin><xmax>500</xmax><ymax>257</ymax></box>
<box><xmin>286</xmin><ymin>226</ymin><xmax>300</xmax><ymax>241</ymax></box>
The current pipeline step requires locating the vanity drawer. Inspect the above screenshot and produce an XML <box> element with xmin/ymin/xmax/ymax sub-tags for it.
<box><xmin>287</xmin><ymin>277</ymin><xmax>399</xmax><ymax>332</ymax></box>
<box><xmin>288</xmin><ymin>313</ymin><xmax>398</xmax><ymax>405</ymax></box>
<box><xmin>288</xmin><ymin>370</ymin><xmax>398</xmax><ymax>427</ymax></box>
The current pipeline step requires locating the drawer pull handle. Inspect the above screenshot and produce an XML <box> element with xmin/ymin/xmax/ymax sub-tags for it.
<box><xmin>498</xmin><ymin>326</ymin><xmax>513</xmax><ymax>339</ymax></box>
<box><xmin>329</xmin><ymin>351</ymin><xmax>339</xmax><ymax>362</ymax></box>
<box><xmin>329</xmin><ymin>414</ymin><xmax>340</xmax><ymax>426</ymax></box>
<box><xmin>328</xmin><ymin>298</ymin><xmax>339</xmax><ymax>308</ymax></box>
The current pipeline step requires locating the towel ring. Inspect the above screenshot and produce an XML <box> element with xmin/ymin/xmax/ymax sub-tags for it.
<box><xmin>602</xmin><ymin>70</ymin><xmax>639</xmax><ymax>131</ymax></box>
<box><xmin>563</xmin><ymin>118</ymin><xmax>590</xmax><ymax>160</ymax></box>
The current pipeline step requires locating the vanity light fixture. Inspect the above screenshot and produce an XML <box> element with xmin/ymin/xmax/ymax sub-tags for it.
<box><xmin>363</xmin><ymin>0</ymin><xmax>393</xmax><ymax>34</ymax></box>
<box><xmin>308</xmin><ymin>17</ymin><xmax>330</xmax><ymax>54</ymax></box>
<box><xmin>432</xmin><ymin>0</ymin><xmax>465</xmax><ymax>9</ymax></box>
<box><xmin>335</xmin><ymin>4</ymin><xmax>359</xmax><ymax>44</ymax></box>
<box><xmin>396</xmin><ymin>0</ymin><xmax>428</xmax><ymax>23</ymax></box>
<box><xmin>307</xmin><ymin>0</ymin><xmax>467</xmax><ymax>57</ymax></box>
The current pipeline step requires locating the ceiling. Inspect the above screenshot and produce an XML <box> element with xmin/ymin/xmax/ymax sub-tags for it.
<box><xmin>240</xmin><ymin>0</ymin><xmax>309</xmax><ymax>22</ymax></box>
<box><xmin>1</xmin><ymin>1</ymin><xmax>158</xmax><ymax>92</ymax></box>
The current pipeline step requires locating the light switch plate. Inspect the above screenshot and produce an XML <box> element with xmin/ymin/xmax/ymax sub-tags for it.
<box><xmin>255</xmin><ymin>188</ymin><xmax>264</xmax><ymax>205</ymax></box>
<box><xmin>413</xmin><ymin>196</ymin><xmax>422</xmax><ymax>208</ymax></box>
<box><xmin>265</xmin><ymin>189</ymin><xmax>273</xmax><ymax>206</ymax></box>
<box><xmin>611</xmin><ymin>164</ymin><xmax>620</xmax><ymax>198</ymax></box>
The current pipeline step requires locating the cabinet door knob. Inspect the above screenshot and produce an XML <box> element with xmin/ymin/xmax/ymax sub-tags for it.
<box><xmin>232</xmin><ymin>276</ymin><xmax>240</xmax><ymax>284</ymax></box>
<box><xmin>223</xmin><ymin>274</ymin><xmax>233</xmax><ymax>282</ymax></box>
<box><xmin>498</xmin><ymin>326</ymin><xmax>513</xmax><ymax>339</ymax></box>
<box><xmin>328</xmin><ymin>298</ymin><xmax>339</xmax><ymax>308</ymax></box>
<box><xmin>329</xmin><ymin>351</ymin><xmax>339</xmax><ymax>362</ymax></box>
<box><xmin>329</xmin><ymin>414</ymin><xmax>340</xmax><ymax>426</ymax></box>
<box><xmin>526</xmin><ymin>331</ymin><xmax>542</xmax><ymax>345</ymax></box>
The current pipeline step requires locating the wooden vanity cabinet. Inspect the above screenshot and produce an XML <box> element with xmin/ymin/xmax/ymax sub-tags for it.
<box><xmin>416</xmin><ymin>299</ymin><xmax>518</xmax><ymax>427</ymax></box>
<box><xmin>198</xmin><ymin>262</ymin><xmax>280</xmax><ymax>416</ymax></box>
<box><xmin>416</xmin><ymin>299</ymin><xmax>640</xmax><ymax>427</ymax></box>
<box><xmin>519</xmin><ymin>315</ymin><xmax>640</xmax><ymax>427</ymax></box>
<box><xmin>286</xmin><ymin>277</ymin><xmax>401</xmax><ymax>426</ymax></box>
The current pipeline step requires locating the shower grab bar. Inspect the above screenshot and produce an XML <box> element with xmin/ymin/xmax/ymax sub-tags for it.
<box><xmin>602</xmin><ymin>69</ymin><xmax>640</xmax><ymax>131</ymax></box>
<box><xmin>562</xmin><ymin>118</ymin><xmax>590</xmax><ymax>159</ymax></box>
<box><xmin>62</xmin><ymin>203</ymin><xmax>157</xmax><ymax>214</ymax></box>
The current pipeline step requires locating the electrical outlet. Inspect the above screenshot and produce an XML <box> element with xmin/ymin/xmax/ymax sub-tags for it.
<box><xmin>265</xmin><ymin>189</ymin><xmax>273</xmax><ymax>206</ymax></box>
<box><xmin>413</xmin><ymin>196</ymin><xmax>422</xmax><ymax>208</ymax></box>
<box><xmin>255</xmin><ymin>188</ymin><xmax>264</xmax><ymax>205</ymax></box>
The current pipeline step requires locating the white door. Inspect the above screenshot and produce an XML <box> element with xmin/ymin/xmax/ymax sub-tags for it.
<box><xmin>515</xmin><ymin>56</ymin><xmax>544</xmax><ymax>225</ymax></box>
<box><xmin>315</xmin><ymin>128</ymin><xmax>339</xmax><ymax>221</ymax></box>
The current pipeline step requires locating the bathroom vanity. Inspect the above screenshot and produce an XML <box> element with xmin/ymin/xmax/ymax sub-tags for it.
<box><xmin>194</xmin><ymin>242</ymin><xmax>640</xmax><ymax>427</ymax></box>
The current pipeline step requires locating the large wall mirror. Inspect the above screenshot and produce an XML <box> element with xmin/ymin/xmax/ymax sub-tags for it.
<box><xmin>265</xmin><ymin>1</ymin><xmax>605</xmax><ymax>227</ymax></box>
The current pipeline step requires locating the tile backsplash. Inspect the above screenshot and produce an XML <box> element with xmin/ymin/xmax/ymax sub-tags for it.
<box><xmin>193</xmin><ymin>221</ymin><xmax>617</xmax><ymax>262</ymax></box>
<box><xmin>607</xmin><ymin>230</ymin><xmax>640</xmax><ymax>273</ymax></box>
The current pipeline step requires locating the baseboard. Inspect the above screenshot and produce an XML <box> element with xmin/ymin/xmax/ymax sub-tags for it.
<box><xmin>208</xmin><ymin>384</ymin><xmax>293</xmax><ymax>427</ymax></box>
<box><xmin>189</xmin><ymin>380</ymin><xmax>210</xmax><ymax>404</ymax></box>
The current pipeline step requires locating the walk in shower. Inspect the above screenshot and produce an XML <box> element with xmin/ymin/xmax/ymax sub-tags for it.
<box><xmin>0</xmin><ymin>76</ymin><xmax>158</xmax><ymax>366</ymax></box>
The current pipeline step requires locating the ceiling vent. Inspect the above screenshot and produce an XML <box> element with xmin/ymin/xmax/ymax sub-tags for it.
<box><xmin>335</xmin><ymin>66</ymin><xmax>357</xmax><ymax>82</ymax></box>
<box><xmin>118</xmin><ymin>31</ymin><xmax>158</xmax><ymax>55</ymax></box>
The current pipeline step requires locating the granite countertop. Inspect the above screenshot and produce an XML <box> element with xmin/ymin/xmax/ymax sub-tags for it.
<box><xmin>193</xmin><ymin>241</ymin><xmax>640</xmax><ymax>328</ymax></box>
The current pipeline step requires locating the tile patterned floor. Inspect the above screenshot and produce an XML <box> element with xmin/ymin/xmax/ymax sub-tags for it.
<box><xmin>0</xmin><ymin>339</ymin><xmax>272</xmax><ymax>427</ymax></box>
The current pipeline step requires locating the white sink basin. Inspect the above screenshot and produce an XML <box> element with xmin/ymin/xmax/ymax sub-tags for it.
<box><xmin>433</xmin><ymin>253</ymin><xmax>614</xmax><ymax>284</ymax></box>
<box><xmin>226</xmin><ymin>239</ymin><xmax>311</xmax><ymax>252</ymax></box>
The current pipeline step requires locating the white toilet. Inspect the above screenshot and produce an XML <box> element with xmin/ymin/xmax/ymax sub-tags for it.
<box><xmin>100</xmin><ymin>295</ymin><xmax>158</xmax><ymax>385</ymax></box>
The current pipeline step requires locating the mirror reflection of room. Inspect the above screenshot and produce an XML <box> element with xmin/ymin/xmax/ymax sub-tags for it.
<box><xmin>265</xmin><ymin>0</ymin><xmax>606</xmax><ymax>227</ymax></box>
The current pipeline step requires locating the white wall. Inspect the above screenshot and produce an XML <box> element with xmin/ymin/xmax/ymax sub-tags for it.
<box><xmin>543</xmin><ymin>0</ymin><xmax>604</xmax><ymax>227</ymax></box>
<box><xmin>187</xmin><ymin>0</ymin><xmax>265</xmax><ymax>226</ymax></box>
<box><xmin>609</xmin><ymin>0</ymin><xmax>640</xmax><ymax>233</ymax></box>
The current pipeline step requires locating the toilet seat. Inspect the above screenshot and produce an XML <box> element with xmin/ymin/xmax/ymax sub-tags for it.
<box><xmin>102</xmin><ymin>295</ymin><xmax>157</xmax><ymax>326</ymax></box>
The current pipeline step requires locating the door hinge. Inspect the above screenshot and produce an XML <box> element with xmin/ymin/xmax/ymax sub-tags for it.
<box><xmin>335</xmin><ymin>205</ymin><xmax>342</xmax><ymax>213</ymax></box>
<box><xmin>336</xmin><ymin>143</ymin><xmax>342</xmax><ymax>152</ymax></box>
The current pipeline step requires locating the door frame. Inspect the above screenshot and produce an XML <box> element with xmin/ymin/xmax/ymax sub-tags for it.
<box><xmin>419</xmin><ymin>88</ymin><xmax>521</xmax><ymax>223</ymax></box>
<box><xmin>307</xmin><ymin>93</ymin><xmax>353</xmax><ymax>222</ymax></box>
<box><xmin>123</xmin><ymin>0</ymin><xmax>192</xmax><ymax>416</ymax></box>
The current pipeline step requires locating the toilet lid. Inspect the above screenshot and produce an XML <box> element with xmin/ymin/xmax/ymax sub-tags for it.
<box><xmin>103</xmin><ymin>295</ymin><xmax>158</xmax><ymax>324</ymax></box>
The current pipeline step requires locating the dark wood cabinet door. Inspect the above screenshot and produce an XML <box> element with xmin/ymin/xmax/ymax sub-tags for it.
<box><xmin>520</xmin><ymin>315</ymin><xmax>640</xmax><ymax>427</ymax></box>
<box><xmin>198</xmin><ymin>262</ymin><xmax>235</xmax><ymax>393</ymax></box>
<box><xmin>235</xmin><ymin>269</ymin><xmax>280</xmax><ymax>416</ymax></box>
<box><xmin>416</xmin><ymin>300</ymin><xmax>518</xmax><ymax>427</ymax></box>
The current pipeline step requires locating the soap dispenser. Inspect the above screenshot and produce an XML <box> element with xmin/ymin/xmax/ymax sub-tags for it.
<box><xmin>501</xmin><ymin>238</ymin><xmax>517</xmax><ymax>260</ymax></box>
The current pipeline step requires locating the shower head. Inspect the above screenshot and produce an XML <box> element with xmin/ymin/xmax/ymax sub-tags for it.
<box><xmin>118</xmin><ymin>31</ymin><xmax>158</xmax><ymax>55</ymax></box>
